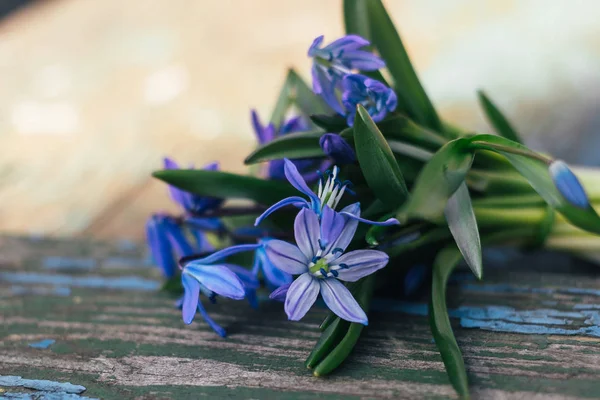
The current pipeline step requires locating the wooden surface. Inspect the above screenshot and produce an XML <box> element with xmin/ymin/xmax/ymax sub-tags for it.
<box><xmin>1</xmin><ymin>235</ymin><xmax>600</xmax><ymax>399</ymax></box>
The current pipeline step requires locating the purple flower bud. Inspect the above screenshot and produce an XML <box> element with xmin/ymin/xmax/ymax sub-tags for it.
<box><xmin>549</xmin><ymin>160</ymin><xmax>590</xmax><ymax>208</ymax></box>
<box><xmin>319</xmin><ymin>133</ymin><xmax>356</xmax><ymax>164</ymax></box>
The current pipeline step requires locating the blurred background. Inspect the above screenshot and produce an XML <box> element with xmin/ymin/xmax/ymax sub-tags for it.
<box><xmin>0</xmin><ymin>0</ymin><xmax>598</xmax><ymax>241</ymax></box>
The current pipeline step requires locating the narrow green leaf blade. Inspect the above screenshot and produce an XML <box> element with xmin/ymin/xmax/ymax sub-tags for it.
<box><xmin>444</xmin><ymin>183</ymin><xmax>482</xmax><ymax>279</ymax></box>
<box><xmin>270</xmin><ymin>69</ymin><xmax>329</xmax><ymax>127</ymax></box>
<box><xmin>312</xmin><ymin>276</ymin><xmax>375</xmax><ymax>376</ymax></box>
<box><xmin>429</xmin><ymin>246</ymin><xmax>470</xmax><ymax>398</ymax></box>
<box><xmin>365</xmin><ymin>0</ymin><xmax>442</xmax><ymax>131</ymax></box>
<box><xmin>152</xmin><ymin>170</ymin><xmax>297</xmax><ymax>206</ymax></box>
<box><xmin>478</xmin><ymin>90</ymin><xmax>523</xmax><ymax>144</ymax></box>
<box><xmin>399</xmin><ymin>138</ymin><xmax>474</xmax><ymax>221</ymax></box>
<box><xmin>343</xmin><ymin>0</ymin><xmax>371</xmax><ymax>38</ymax></box>
<box><xmin>245</xmin><ymin>130</ymin><xmax>325</xmax><ymax>164</ymax></box>
<box><xmin>469</xmin><ymin>134</ymin><xmax>600</xmax><ymax>234</ymax></box>
<box><xmin>354</xmin><ymin>105</ymin><xmax>408</xmax><ymax>208</ymax></box>
<box><xmin>290</xmin><ymin>69</ymin><xmax>330</xmax><ymax>118</ymax></box>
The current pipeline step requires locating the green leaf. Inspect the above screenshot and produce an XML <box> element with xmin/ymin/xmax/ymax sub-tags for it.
<box><xmin>244</xmin><ymin>130</ymin><xmax>325</xmax><ymax>164</ymax></box>
<box><xmin>399</xmin><ymin>138</ymin><xmax>474</xmax><ymax>221</ymax></box>
<box><xmin>429</xmin><ymin>246</ymin><xmax>470</xmax><ymax>399</ymax></box>
<box><xmin>364</xmin><ymin>0</ymin><xmax>442</xmax><ymax>132</ymax></box>
<box><xmin>353</xmin><ymin>105</ymin><xmax>409</xmax><ymax>208</ymax></box>
<box><xmin>306</xmin><ymin>317</ymin><xmax>350</xmax><ymax>369</ymax></box>
<box><xmin>270</xmin><ymin>69</ymin><xmax>329</xmax><ymax>127</ymax></box>
<box><xmin>377</xmin><ymin>114</ymin><xmax>447</xmax><ymax>150</ymax></box>
<box><xmin>468</xmin><ymin>134</ymin><xmax>600</xmax><ymax>234</ymax></box>
<box><xmin>444</xmin><ymin>183</ymin><xmax>482</xmax><ymax>279</ymax></box>
<box><xmin>343</xmin><ymin>0</ymin><xmax>371</xmax><ymax>39</ymax></box>
<box><xmin>387</xmin><ymin>140</ymin><xmax>433</xmax><ymax>162</ymax></box>
<box><xmin>152</xmin><ymin>169</ymin><xmax>297</xmax><ymax>206</ymax></box>
<box><xmin>312</xmin><ymin>275</ymin><xmax>375</xmax><ymax>376</ymax></box>
<box><xmin>310</xmin><ymin>114</ymin><xmax>348</xmax><ymax>132</ymax></box>
<box><xmin>477</xmin><ymin>90</ymin><xmax>523</xmax><ymax>144</ymax></box>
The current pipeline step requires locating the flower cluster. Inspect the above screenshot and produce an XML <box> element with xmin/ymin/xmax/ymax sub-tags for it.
<box><xmin>145</xmin><ymin>34</ymin><xmax>400</xmax><ymax>337</ymax></box>
<box><xmin>309</xmin><ymin>35</ymin><xmax>397</xmax><ymax>126</ymax></box>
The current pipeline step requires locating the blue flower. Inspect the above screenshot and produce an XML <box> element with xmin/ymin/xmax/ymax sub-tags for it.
<box><xmin>252</xmin><ymin>238</ymin><xmax>293</xmax><ymax>289</ymax></box>
<box><xmin>549</xmin><ymin>160</ymin><xmax>590</xmax><ymax>209</ymax></box>
<box><xmin>164</xmin><ymin>157</ymin><xmax>224</xmax><ymax>215</ymax></box>
<box><xmin>146</xmin><ymin>214</ymin><xmax>195</xmax><ymax>278</ymax></box>
<box><xmin>309</xmin><ymin>35</ymin><xmax>385</xmax><ymax>115</ymax></box>
<box><xmin>181</xmin><ymin>244</ymin><xmax>261</xmax><ymax>337</ymax></box>
<box><xmin>265</xmin><ymin>208</ymin><xmax>390</xmax><ymax>324</ymax></box>
<box><xmin>250</xmin><ymin>110</ymin><xmax>323</xmax><ymax>181</ymax></box>
<box><xmin>255</xmin><ymin>159</ymin><xmax>399</xmax><ymax>227</ymax></box>
<box><xmin>319</xmin><ymin>133</ymin><xmax>356</xmax><ymax>164</ymax></box>
<box><xmin>341</xmin><ymin>74</ymin><xmax>397</xmax><ymax>126</ymax></box>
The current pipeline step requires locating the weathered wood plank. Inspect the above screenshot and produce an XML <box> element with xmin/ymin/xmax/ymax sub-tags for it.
<box><xmin>1</xmin><ymin>235</ymin><xmax>600</xmax><ymax>399</ymax></box>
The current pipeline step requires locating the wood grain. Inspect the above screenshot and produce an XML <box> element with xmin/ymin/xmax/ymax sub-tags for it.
<box><xmin>1</xmin><ymin>236</ymin><xmax>600</xmax><ymax>399</ymax></box>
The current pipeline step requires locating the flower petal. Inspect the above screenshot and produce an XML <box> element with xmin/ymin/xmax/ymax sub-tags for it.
<box><xmin>325</xmin><ymin>203</ymin><xmax>360</xmax><ymax>253</ymax></box>
<box><xmin>320</xmin><ymin>205</ymin><xmax>347</xmax><ymax>250</ymax></box>
<box><xmin>284</xmin><ymin>159</ymin><xmax>321</xmax><ymax>206</ymax></box>
<box><xmin>280</xmin><ymin>116</ymin><xmax>309</xmax><ymax>134</ymax></box>
<box><xmin>145</xmin><ymin>215</ymin><xmax>177</xmax><ymax>278</ymax></box>
<box><xmin>223</xmin><ymin>264</ymin><xmax>260</xmax><ymax>289</ymax></box>
<box><xmin>196</xmin><ymin>300</ymin><xmax>227</xmax><ymax>337</ymax></box>
<box><xmin>269</xmin><ymin>283</ymin><xmax>291</xmax><ymax>302</ymax></box>
<box><xmin>294</xmin><ymin>208</ymin><xmax>320</xmax><ymax>260</ymax></box>
<box><xmin>339</xmin><ymin>211</ymin><xmax>400</xmax><ymax>227</ymax></box>
<box><xmin>181</xmin><ymin>272</ymin><xmax>200</xmax><ymax>324</ymax></box>
<box><xmin>332</xmin><ymin>250</ymin><xmax>389</xmax><ymax>282</ymax></box>
<box><xmin>308</xmin><ymin>35</ymin><xmax>325</xmax><ymax>57</ymax></box>
<box><xmin>264</xmin><ymin>240</ymin><xmax>308</xmax><ymax>275</ymax></box>
<box><xmin>319</xmin><ymin>278</ymin><xmax>368</xmax><ymax>325</ymax></box>
<box><xmin>257</xmin><ymin>247</ymin><xmax>293</xmax><ymax>287</ymax></box>
<box><xmin>550</xmin><ymin>160</ymin><xmax>590</xmax><ymax>208</ymax></box>
<box><xmin>189</xmin><ymin>243</ymin><xmax>261</xmax><ymax>265</ymax></box>
<box><xmin>284</xmin><ymin>273</ymin><xmax>320</xmax><ymax>321</ymax></box>
<box><xmin>339</xmin><ymin>50</ymin><xmax>385</xmax><ymax>70</ymax></box>
<box><xmin>254</xmin><ymin>196</ymin><xmax>309</xmax><ymax>226</ymax></box>
<box><xmin>319</xmin><ymin>133</ymin><xmax>356</xmax><ymax>164</ymax></box>
<box><xmin>163</xmin><ymin>218</ymin><xmax>195</xmax><ymax>256</ymax></box>
<box><xmin>312</xmin><ymin>64</ymin><xmax>345</xmax><ymax>115</ymax></box>
<box><xmin>186</xmin><ymin>264</ymin><xmax>246</xmax><ymax>299</ymax></box>
<box><xmin>324</xmin><ymin>34</ymin><xmax>370</xmax><ymax>52</ymax></box>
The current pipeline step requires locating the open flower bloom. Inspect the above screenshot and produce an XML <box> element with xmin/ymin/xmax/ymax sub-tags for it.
<box><xmin>180</xmin><ymin>244</ymin><xmax>260</xmax><ymax>337</ymax></box>
<box><xmin>265</xmin><ymin>208</ymin><xmax>389</xmax><ymax>324</ymax></box>
<box><xmin>341</xmin><ymin>74</ymin><xmax>397</xmax><ymax>126</ymax></box>
<box><xmin>309</xmin><ymin>35</ymin><xmax>385</xmax><ymax>115</ymax></box>
<box><xmin>164</xmin><ymin>157</ymin><xmax>224</xmax><ymax>215</ymax></box>
<box><xmin>255</xmin><ymin>159</ymin><xmax>399</xmax><ymax>227</ymax></box>
<box><xmin>250</xmin><ymin>110</ymin><xmax>324</xmax><ymax>181</ymax></box>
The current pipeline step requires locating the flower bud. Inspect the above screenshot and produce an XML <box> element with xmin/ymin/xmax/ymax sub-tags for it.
<box><xmin>549</xmin><ymin>160</ymin><xmax>590</xmax><ymax>208</ymax></box>
<box><xmin>319</xmin><ymin>133</ymin><xmax>356</xmax><ymax>164</ymax></box>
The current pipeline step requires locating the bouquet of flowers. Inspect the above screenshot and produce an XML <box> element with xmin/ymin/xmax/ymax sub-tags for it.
<box><xmin>146</xmin><ymin>1</ymin><xmax>600</xmax><ymax>397</ymax></box>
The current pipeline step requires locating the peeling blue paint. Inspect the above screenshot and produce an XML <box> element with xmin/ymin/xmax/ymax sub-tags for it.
<box><xmin>11</xmin><ymin>286</ymin><xmax>71</xmax><ymax>297</ymax></box>
<box><xmin>28</xmin><ymin>339</ymin><xmax>55</xmax><ymax>349</ymax></box>
<box><xmin>0</xmin><ymin>272</ymin><xmax>160</xmax><ymax>291</ymax></box>
<box><xmin>461</xmin><ymin>282</ymin><xmax>600</xmax><ymax>297</ymax></box>
<box><xmin>42</xmin><ymin>257</ymin><xmax>97</xmax><ymax>271</ymax></box>
<box><xmin>0</xmin><ymin>376</ymin><xmax>84</xmax><ymax>393</ymax></box>
<box><xmin>381</xmin><ymin>301</ymin><xmax>600</xmax><ymax>338</ymax></box>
